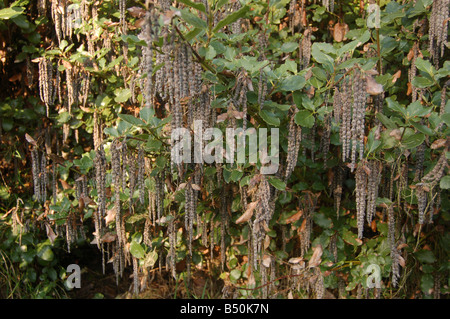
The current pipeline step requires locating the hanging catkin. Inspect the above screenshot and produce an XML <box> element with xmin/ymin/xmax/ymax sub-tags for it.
<box><xmin>38</xmin><ymin>58</ymin><xmax>53</xmax><ymax>116</ymax></box>
<box><xmin>355</xmin><ymin>163</ymin><xmax>368</xmax><ymax>239</ymax></box>
<box><xmin>429</xmin><ymin>0</ymin><xmax>450</xmax><ymax>66</ymax></box>
<box><xmin>137</xmin><ymin>147</ymin><xmax>145</xmax><ymax>205</ymax></box>
<box><xmin>40</xmin><ymin>151</ymin><xmax>47</xmax><ymax>203</ymax></box>
<box><xmin>388</xmin><ymin>205</ymin><xmax>400</xmax><ymax>287</ymax></box>
<box><xmin>366</xmin><ymin>160</ymin><xmax>381</xmax><ymax>224</ymax></box>
<box><xmin>341</xmin><ymin>77</ymin><xmax>352</xmax><ymax>163</ymax></box>
<box><xmin>285</xmin><ymin>107</ymin><xmax>301</xmax><ymax>182</ymax></box>
<box><xmin>31</xmin><ymin>147</ymin><xmax>41</xmax><ymax>201</ymax></box>
<box><xmin>350</xmin><ymin>70</ymin><xmax>367</xmax><ymax>172</ymax></box>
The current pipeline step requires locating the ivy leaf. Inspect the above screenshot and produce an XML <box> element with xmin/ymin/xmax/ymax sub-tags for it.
<box><xmin>294</xmin><ymin>110</ymin><xmax>315</xmax><ymax>128</ymax></box>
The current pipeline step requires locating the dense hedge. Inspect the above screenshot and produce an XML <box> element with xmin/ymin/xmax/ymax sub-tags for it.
<box><xmin>0</xmin><ymin>0</ymin><xmax>449</xmax><ymax>299</ymax></box>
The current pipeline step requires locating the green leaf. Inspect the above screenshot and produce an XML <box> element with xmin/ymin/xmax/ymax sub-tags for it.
<box><xmin>440</xmin><ymin>175</ymin><xmax>450</xmax><ymax>189</ymax></box>
<box><xmin>36</xmin><ymin>243</ymin><xmax>54</xmax><ymax>262</ymax></box>
<box><xmin>180</xmin><ymin>8</ymin><xmax>207</xmax><ymax>29</ymax></box>
<box><xmin>104</xmin><ymin>127</ymin><xmax>119</xmax><ymax>137</ymax></box>
<box><xmin>415</xmin><ymin>250</ymin><xmax>436</xmax><ymax>264</ymax></box>
<box><xmin>230</xmin><ymin>170</ymin><xmax>243</xmax><ymax>182</ymax></box>
<box><xmin>139</xmin><ymin>107</ymin><xmax>155</xmax><ymax>123</ymax></box>
<box><xmin>281</xmin><ymin>42</ymin><xmax>298</xmax><ymax>53</ymax></box>
<box><xmin>411</xmin><ymin>121</ymin><xmax>434</xmax><ymax>136</ymax></box>
<box><xmin>114</xmin><ymin>88</ymin><xmax>132</xmax><ymax>103</ymax></box>
<box><xmin>118</xmin><ymin>114</ymin><xmax>146</xmax><ymax>126</ymax></box>
<box><xmin>229</xmin><ymin>269</ymin><xmax>241</xmax><ymax>282</ymax></box>
<box><xmin>213</xmin><ymin>5</ymin><xmax>249</xmax><ymax>33</ymax></box>
<box><xmin>411</xmin><ymin>76</ymin><xmax>434</xmax><ymax>89</ymax></box>
<box><xmin>259</xmin><ymin>109</ymin><xmax>280</xmax><ymax>126</ymax></box>
<box><xmin>177</xmin><ymin>0</ymin><xmax>206</xmax><ymax>12</ymax></box>
<box><xmin>280</xmin><ymin>75</ymin><xmax>306</xmax><ymax>91</ymax></box>
<box><xmin>156</xmin><ymin>156</ymin><xmax>167</xmax><ymax>168</ymax></box>
<box><xmin>268</xmin><ymin>177</ymin><xmax>286</xmax><ymax>190</ymax></box>
<box><xmin>401</xmin><ymin>133</ymin><xmax>425</xmax><ymax>149</ymax></box>
<box><xmin>313</xmin><ymin>212</ymin><xmax>332</xmax><ymax>228</ymax></box>
<box><xmin>130</xmin><ymin>241</ymin><xmax>145</xmax><ymax>259</ymax></box>
<box><xmin>415</xmin><ymin>57</ymin><xmax>435</xmax><ymax>77</ymax></box>
<box><xmin>143</xmin><ymin>249</ymin><xmax>158</xmax><ymax>268</ymax></box>
<box><xmin>1</xmin><ymin>118</ymin><xmax>13</xmax><ymax>131</ymax></box>
<box><xmin>0</xmin><ymin>6</ymin><xmax>24</xmax><ymax>19</ymax></box>
<box><xmin>366</xmin><ymin>128</ymin><xmax>382</xmax><ymax>154</ymax></box>
<box><xmin>376</xmin><ymin>113</ymin><xmax>397</xmax><ymax>130</ymax></box>
<box><xmin>145</xmin><ymin>138</ymin><xmax>162</xmax><ymax>152</ymax></box>
<box><xmin>406</xmin><ymin>101</ymin><xmax>431</xmax><ymax>118</ymax></box>
<box><xmin>294</xmin><ymin>110</ymin><xmax>315</xmax><ymax>128</ymax></box>
<box><xmin>342</xmin><ymin>230</ymin><xmax>362</xmax><ymax>246</ymax></box>
<box><xmin>386</xmin><ymin>97</ymin><xmax>407</xmax><ymax>117</ymax></box>
<box><xmin>440</xmin><ymin>113</ymin><xmax>450</xmax><ymax>126</ymax></box>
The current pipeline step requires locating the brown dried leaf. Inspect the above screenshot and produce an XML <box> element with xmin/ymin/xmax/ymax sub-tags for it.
<box><xmin>366</xmin><ymin>75</ymin><xmax>384</xmax><ymax>95</ymax></box>
<box><xmin>308</xmin><ymin>244</ymin><xmax>323</xmax><ymax>268</ymax></box>
<box><xmin>333</xmin><ymin>22</ymin><xmax>349</xmax><ymax>42</ymax></box>
<box><xmin>101</xmin><ymin>232</ymin><xmax>117</xmax><ymax>243</ymax></box>
<box><xmin>285</xmin><ymin>210</ymin><xmax>303</xmax><ymax>224</ymax></box>
<box><xmin>45</xmin><ymin>222</ymin><xmax>57</xmax><ymax>244</ymax></box>
<box><xmin>406</xmin><ymin>82</ymin><xmax>412</xmax><ymax>96</ymax></box>
<box><xmin>9</xmin><ymin>73</ymin><xmax>21</xmax><ymax>82</ymax></box>
<box><xmin>264</xmin><ymin>235</ymin><xmax>270</xmax><ymax>250</ymax></box>
<box><xmin>262</xmin><ymin>255</ymin><xmax>271</xmax><ymax>268</ymax></box>
<box><xmin>236</xmin><ymin>201</ymin><xmax>258</xmax><ymax>224</ymax></box>
<box><xmin>389</xmin><ymin>129</ymin><xmax>403</xmax><ymax>140</ymax></box>
<box><xmin>431</xmin><ymin>139</ymin><xmax>446</xmax><ymax>149</ymax></box>
<box><xmin>392</xmin><ymin>70</ymin><xmax>401</xmax><ymax>83</ymax></box>
<box><xmin>127</xmin><ymin>6</ymin><xmax>147</xmax><ymax>18</ymax></box>
<box><xmin>62</xmin><ymin>60</ymin><xmax>72</xmax><ymax>70</ymax></box>
<box><xmin>398</xmin><ymin>255</ymin><xmax>406</xmax><ymax>268</ymax></box>
<box><xmin>25</xmin><ymin>133</ymin><xmax>37</xmax><ymax>146</ymax></box>
<box><xmin>289</xmin><ymin>257</ymin><xmax>304</xmax><ymax>264</ymax></box>
<box><xmin>407</xmin><ymin>47</ymin><xmax>415</xmax><ymax>61</ymax></box>
<box><xmin>59</xmin><ymin>179</ymin><xmax>72</xmax><ymax>190</ymax></box>
<box><xmin>216</xmin><ymin>112</ymin><xmax>229</xmax><ymax>123</ymax></box>
<box><xmin>191</xmin><ymin>184</ymin><xmax>201</xmax><ymax>191</ymax></box>
<box><xmin>134</xmin><ymin>18</ymin><xmax>146</xmax><ymax>28</ymax></box>
<box><xmin>105</xmin><ymin>207</ymin><xmax>116</xmax><ymax>225</ymax></box>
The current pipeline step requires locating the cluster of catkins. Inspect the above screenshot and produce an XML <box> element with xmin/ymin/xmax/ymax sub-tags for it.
<box><xmin>333</xmin><ymin>70</ymin><xmax>367</xmax><ymax>172</ymax></box>
<box><xmin>355</xmin><ymin>160</ymin><xmax>382</xmax><ymax>239</ymax></box>
<box><xmin>416</xmin><ymin>152</ymin><xmax>448</xmax><ymax>225</ymax></box>
<box><xmin>429</xmin><ymin>0</ymin><xmax>450</xmax><ymax>66</ymax></box>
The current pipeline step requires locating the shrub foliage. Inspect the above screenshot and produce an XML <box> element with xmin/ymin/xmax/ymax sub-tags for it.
<box><xmin>0</xmin><ymin>0</ymin><xmax>449</xmax><ymax>299</ymax></box>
